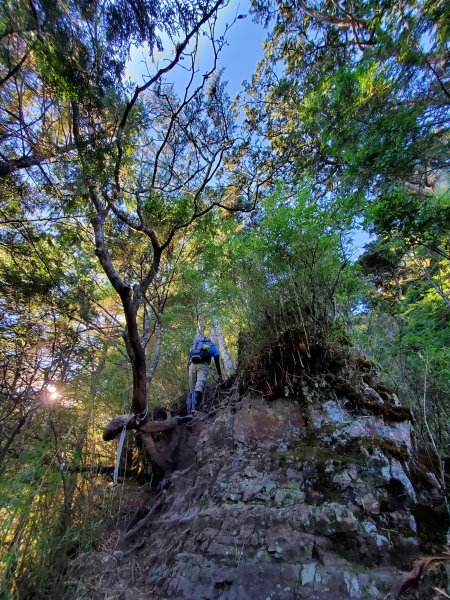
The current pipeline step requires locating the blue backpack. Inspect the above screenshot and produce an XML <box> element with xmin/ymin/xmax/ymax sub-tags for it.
<box><xmin>189</xmin><ymin>336</ymin><xmax>212</xmax><ymax>363</ymax></box>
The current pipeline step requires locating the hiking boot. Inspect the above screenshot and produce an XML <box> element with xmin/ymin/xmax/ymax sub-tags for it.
<box><xmin>193</xmin><ymin>390</ymin><xmax>202</xmax><ymax>410</ymax></box>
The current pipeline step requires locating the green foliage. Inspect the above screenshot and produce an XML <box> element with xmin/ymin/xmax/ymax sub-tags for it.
<box><xmin>245</xmin><ymin>0</ymin><xmax>450</xmax><ymax>485</ymax></box>
<box><xmin>94</xmin><ymin>349</ymin><xmax>133</xmax><ymax>413</ymax></box>
<box><xmin>140</xmin><ymin>190</ymin><xmax>194</xmax><ymax>237</ymax></box>
<box><xmin>0</xmin><ymin>188</ymin><xmax>126</xmax><ymax>598</ymax></box>
<box><xmin>0</xmin><ymin>371</ymin><xmax>120</xmax><ymax>600</ymax></box>
<box><xmin>365</xmin><ymin>186</ymin><xmax>450</xmax><ymax>250</ymax></box>
<box><xmin>1</xmin><ymin>0</ymin><xmax>449</xmax><ymax>593</ymax></box>
<box><xmin>246</xmin><ymin>0</ymin><xmax>450</xmax><ymax>216</ymax></box>
<box><xmin>223</xmin><ymin>187</ymin><xmax>363</xmax><ymax>361</ymax></box>
<box><xmin>355</xmin><ymin>228</ymin><xmax>450</xmax><ymax>466</ymax></box>
<box><xmin>352</xmin><ymin>300</ymin><xmax>450</xmax><ymax>446</ymax></box>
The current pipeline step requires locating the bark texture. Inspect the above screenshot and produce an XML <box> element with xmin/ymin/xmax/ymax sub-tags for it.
<box><xmin>212</xmin><ymin>317</ymin><xmax>234</xmax><ymax>373</ymax></box>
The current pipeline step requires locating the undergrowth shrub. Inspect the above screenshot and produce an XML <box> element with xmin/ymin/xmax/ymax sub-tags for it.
<box><xmin>0</xmin><ymin>358</ymin><xmax>127</xmax><ymax>600</ymax></box>
<box><xmin>229</xmin><ymin>188</ymin><xmax>362</xmax><ymax>367</ymax></box>
<box><xmin>351</xmin><ymin>308</ymin><xmax>450</xmax><ymax>496</ymax></box>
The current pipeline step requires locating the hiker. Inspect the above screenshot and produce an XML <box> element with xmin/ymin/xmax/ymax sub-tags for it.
<box><xmin>187</xmin><ymin>336</ymin><xmax>223</xmax><ymax>414</ymax></box>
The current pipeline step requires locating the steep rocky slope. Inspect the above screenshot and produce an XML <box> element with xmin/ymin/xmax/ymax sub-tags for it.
<box><xmin>71</xmin><ymin>334</ymin><xmax>449</xmax><ymax>600</ymax></box>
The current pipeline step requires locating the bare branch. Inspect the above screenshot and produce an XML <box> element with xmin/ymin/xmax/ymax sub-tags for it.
<box><xmin>297</xmin><ymin>0</ymin><xmax>367</xmax><ymax>29</ymax></box>
<box><xmin>114</xmin><ymin>0</ymin><xmax>226</xmax><ymax>185</ymax></box>
<box><xmin>0</xmin><ymin>143</ymin><xmax>75</xmax><ymax>178</ymax></box>
<box><xmin>0</xmin><ymin>48</ymin><xmax>33</xmax><ymax>88</ymax></box>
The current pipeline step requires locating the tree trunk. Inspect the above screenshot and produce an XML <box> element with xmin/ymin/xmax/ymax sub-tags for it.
<box><xmin>121</xmin><ymin>290</ymin><xmax>148</xmax><ymax>416</ymax></box>
<box><xmin>212</xmin><ymin>317</ymin><xmax>234</xmax><ymax>373</ymax></box>
<box><xmin>0</xmin><ymin>410</ymin><xmax>34</xmax><ymax>474</ymax></box>
<box><xmin>196</xmin><ymin>307</ymin><xmax>205</xmax><ymax>336</ymax></box>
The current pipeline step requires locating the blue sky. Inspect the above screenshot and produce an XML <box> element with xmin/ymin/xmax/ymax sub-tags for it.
<box><xmin>126</xmin><ymin>0</ymin><xmax>267</xmax><ymax>100</ymax></box>
<box><xmin>213</xmin><ymin>1</ymin><xmax>267</xmax><ymax>97</ymax></box>
<box><xmin>125</xmin><ymin>0</ymin><xmax>371</xmax><ymax>255</ymax></box>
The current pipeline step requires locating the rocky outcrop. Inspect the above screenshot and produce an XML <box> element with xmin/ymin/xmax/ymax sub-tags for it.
<box><xmin>76</xmin><ymin>369</ymin><xmax>449</xmax><ymax>600</ymax></box>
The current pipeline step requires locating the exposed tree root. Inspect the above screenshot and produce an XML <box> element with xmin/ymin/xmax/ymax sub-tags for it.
<box><xmin>103</xmin><ymin>414</ymin><xmax>141</xmax><ymax>441</ymax></box>
<box><xmin>117</xmin><ymin>494</ymin><xmax>164</xmax><ymax>548</ymax></box>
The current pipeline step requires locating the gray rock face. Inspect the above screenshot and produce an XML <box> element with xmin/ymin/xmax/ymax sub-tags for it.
<box><xmin>103</xmin><ymin>392</ymin><xmax>447</xmax><ymax>600</ymax></box>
